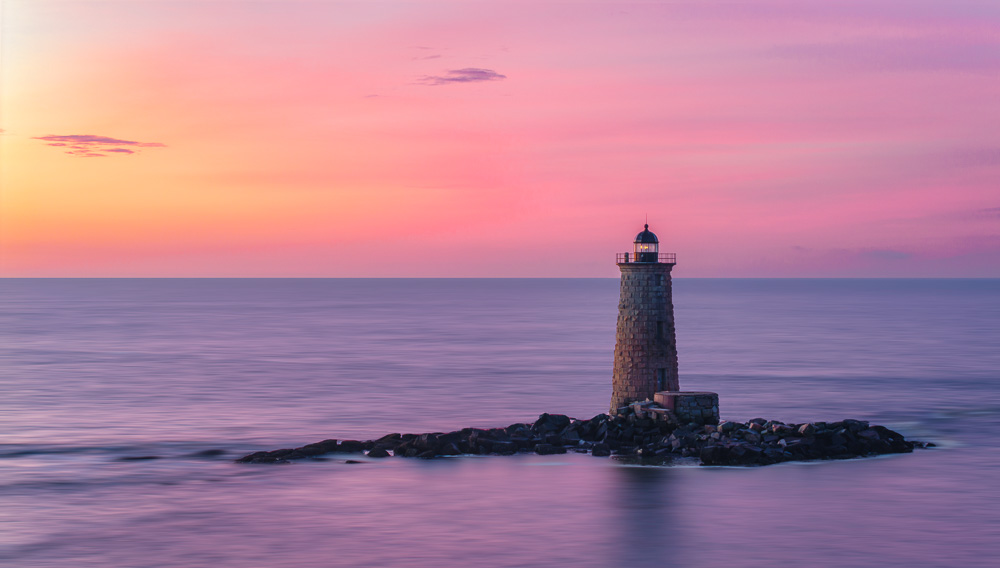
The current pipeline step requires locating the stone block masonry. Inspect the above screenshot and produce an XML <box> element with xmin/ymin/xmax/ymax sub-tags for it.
<box><xmin>611</xmin><ymin>263</ymin><xmax>678</xmax><ymax>411</ymax></box>
<box><xmin>654</xmin><ymin>392</ymin><xmax>720</xmax><ymax>425</ymax></box>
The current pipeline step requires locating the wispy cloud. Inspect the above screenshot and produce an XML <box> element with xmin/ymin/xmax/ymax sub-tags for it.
<box><xmin>976</xmin><ymin>207</ymin><xmax>1000</xmax><ymax>218</ymax></box>
<box><xmin>792</xmin><ymin>245</ymin><xmax>914</xmax><ymax>262</ymax></box>
<box><xmin>33</xmin><ymin>134</ymin><xmax>166</xmax><ymax>157</ymax></box>
<box><xmin>420</xmin><ymin>68</ymin><xmax>506</xmax><ymax>86</ymax></box>
<box><xmin>856</xmin><ymin>248</ymin><xmax>913</xmax><ymax>261</ymax></box>
<box><xmin>768</xmin><ymin>37</ymin><xmax>1000</xmax><ymax>73</ymax></box>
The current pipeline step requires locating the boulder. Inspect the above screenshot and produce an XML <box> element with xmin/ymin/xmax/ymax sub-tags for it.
<box><xmin>338</xmin><ymin>440</ymin><xmax>366</xmax><ymax>453</ymax></box>
<box><xmin>533</xmin><ymin>413</ymin><xmax>572</xmax><ymax>433</ymax></box>
<box><xmin>492</xmin><ymin>441</ymin><xmax>517</xmax><ymax>455</ymax></box>
<box><xmin>367</xmin><ymin>447</ymin><xmax>390</xmax><ymax>458</ymax></box>
<box><xmin>439</xmin><ymin>442</ymin><xmax>462</xmax><ymax>456</ymax></box>
<box><xmin>592</xmin><ymin>443</ymin><xmax>611</xmax><ymax>457</ymax></box>
<box><xmin>188</xmin><ymin>449</ymin><xmax>227</xmax><ymax>458</ymax></box>
<box><xmin>534</xmin><ymin>444</ymin><xmax>567</xmax><ymax>455</ymax></box>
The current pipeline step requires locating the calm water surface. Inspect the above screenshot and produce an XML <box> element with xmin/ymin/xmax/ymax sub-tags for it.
<box><xmin>1</xmin><ymin>278</ymin><xmax>998</xmax><ymax>567</ymax></box>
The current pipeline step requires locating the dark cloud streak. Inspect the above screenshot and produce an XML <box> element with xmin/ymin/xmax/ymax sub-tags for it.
<box><xmin>420</xmin><ymin>68</ymin><xmax>506</xmax><ymax>86</ymax></box>
<box><xmin>33</xmin><ymin>134</ymin><xmax>166</xmax><ymax>157</ymax></box>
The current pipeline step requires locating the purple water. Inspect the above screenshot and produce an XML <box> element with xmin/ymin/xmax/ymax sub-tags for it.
<box><xmin>2</xmin><ymin>278</ymin><xmax>998</xmax><ymax>567</ymax></box>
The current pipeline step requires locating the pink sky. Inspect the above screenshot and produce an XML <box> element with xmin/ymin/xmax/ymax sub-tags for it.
<box><xmin>1</xmin><ymin>0</ymin><xmax>997</xmax><ymax>277</ymax></box>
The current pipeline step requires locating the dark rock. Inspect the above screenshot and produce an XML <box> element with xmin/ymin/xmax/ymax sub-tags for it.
<box><xmin>414</xmin><ymin>434</ymin><xmax>439</xmax><ymax>451</ymax></box>
<box><xmin>492</xmin><ymin>440</ymin><xmax>517</xmax><ymax>455</ymax></box>
<box><xmin>594</xmin><ymin>421</ymin><xmax>609</xmax><ymax>440</ymax></box>
<box><xmin>118</xmin><ymin>455</ymin><xmax>161</xmax><ymax>461</ymax></box>
<box><xmin>614</xmin><ymin>445</ymin><xmax>637</xmax><ymax>456</ymax></box>
<box><xmin>827</xmin><ymin>444</ymin><xmax>849</xmax><ymax>456</ymax></box>
<box><xmin>367</xmin><ymin>447</ymin><xmax>390</xmax><ymax>458</ymax></box>
<box><xmin>562</xmin><ymin>429</ymin><xmax>581</xmax><ymax>444</ymax></box>
<box><xmin>771</xmin><ymin>424</ymin><xmax>793</xmax><ymax>436</ymax></box>
<box><xmin>762</xmin><ymin>447</ymin><xmax>786</xmax><ymax>463</ymax></box>
<box><xmin>338</xmin><ymin>440</ymin><xmax>366</xmax><ymax>453</ymax></box>
<box><xmin>533</xmin><ymin>413</ymin><xmax>572</xmax><ymax>433</ymax></box>
<box><xmin>535</xmin><ymin>444</ymin><xmax>567</xmax><ymax>455</ymax></box>
<box><xmin>700</xmin><ymin>445</ymin><xmax>726</xmax><ymax>465</ymax></box>
<box><xmin>344</xmin><ymin>460</ymin><xmax>363</xmax><ymax>464</ymax></box>
<box><xmin>312</xmin><ymin>439</ymin><xmax>340</xmax><ymax>453</ymax></box>
<box><xmin>826</xmin><ymin>432</ymin><xmax>848</xmax><ymax>447</ymax></box>
<box><xmin>510</xmin><ymin>437</ymin><xmax>535</xmax><ymax>451</ymax></box>
<box><xmin>235</xmin><ymin>451</ymin><xmax>269</xmax><ymax>463</ymax></box>
<box><xmin>592</xmin><ymin>443</ymin><xmax>611</xmax><ymax>457</ymax></box>
<box><xmin>858</xmin><ymin>428</ymin><xmax>881</xmax><ymax>441</ymax></box>
<box><xmin>785</xmin><ymin>440</ymin><xmax>816</xmax><ymax>458</ymax></box>
<box><xmin>188</xmin><ymin>449</ymin><xmax>226</xmax><ymax>458</ymax></box>
<box><xmin>236</xmin><ymin>450</ymin><xmax>293</xmax><ymax>464</ymax></box>
<box><xmin>718</xmin><ymin>421</ymin><xmax>737</xmax><ymax>434</ymax></box>
<box><xmin>488</xmin><ymin>428</ymin><xmax>512</xmax><ymax>441</ymax></box>
<box><xmin>842</xmin><ymin>419</ymin><xmax>869</xmax><ymax>431</ymax></box>
<box><xmin>440</xmin><ymin>442</ymin><xmax>462</xmax><ymax>456</ymax></box>
<box><xmin>297</xmin><ymin>443</ymin><xmax>331</xmax><ymax>457</ymax></box>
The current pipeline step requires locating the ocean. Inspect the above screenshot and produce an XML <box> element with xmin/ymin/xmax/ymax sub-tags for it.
<box><xmin>1</xmin><ymin>278</ymin><xmax>998</xmax><ymax>567</ymax></box>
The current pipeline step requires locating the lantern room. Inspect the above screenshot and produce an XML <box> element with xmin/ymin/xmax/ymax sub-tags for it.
<box><xmin>634</xmin><ymin>224</ymin><xmax>659</xmax><ymax>262</ymax></box>
<box><xmin>615</xmin><ymin>223</ymin><xmax>676</xmax><ymax>264</ymax></box>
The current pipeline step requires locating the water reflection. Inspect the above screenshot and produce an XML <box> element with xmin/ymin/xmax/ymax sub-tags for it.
<box><xmin>611</xmin><ymin>465</ymin><xmax>679</xmax><ymax>567</ymax></box>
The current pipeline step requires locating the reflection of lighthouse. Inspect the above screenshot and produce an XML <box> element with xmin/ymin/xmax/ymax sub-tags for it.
<box><xmin>610</xmin><ymin>224</ymin><xmax>679</xmax><ymax>412</ymax></box>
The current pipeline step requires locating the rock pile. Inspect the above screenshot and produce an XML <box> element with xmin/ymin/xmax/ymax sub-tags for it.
<box><xmin>236</xmin><ymin>407</ymin><xmax>918</xmax><ymax>466</ymax></box>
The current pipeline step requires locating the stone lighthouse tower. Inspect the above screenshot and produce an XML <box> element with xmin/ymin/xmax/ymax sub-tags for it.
<box><xmin>610</xmin><ymin>224</ymin><xmax>679</xmax><ymax>412</ymax></box>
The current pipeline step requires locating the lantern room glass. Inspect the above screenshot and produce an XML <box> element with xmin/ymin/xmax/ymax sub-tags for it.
<box><xmin>633</xmin><ymin>241</ymin><xmax>658</xmax><ymax>254</ymax></box>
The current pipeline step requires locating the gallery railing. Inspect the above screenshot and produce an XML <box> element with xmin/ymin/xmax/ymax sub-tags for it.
<box><xmin>616</xmin><ymin>252</ymin><xmax>676</xmax><ymax>264</ymax></box>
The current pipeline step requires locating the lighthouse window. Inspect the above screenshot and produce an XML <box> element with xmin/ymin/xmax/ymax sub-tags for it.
<box><xmin>656</xmin><ymin>369</ymin><xmax>667</xmax><ymax>391</ymax></box>
<box><xmin>634</xmin><ymin>242</ymin><xmax>659</xmax><ymax>254</ymax></box>
<box><xmin>656</xmin><ymin>321</ymin><xmax>664</xmax><ymax>339</ymax></box>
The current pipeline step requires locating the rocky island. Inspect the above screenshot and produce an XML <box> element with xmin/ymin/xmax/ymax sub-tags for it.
<box><xmin>237</xmin><ymin>403</ymin><xmax>923</xmax><ymax>467</ymax></box>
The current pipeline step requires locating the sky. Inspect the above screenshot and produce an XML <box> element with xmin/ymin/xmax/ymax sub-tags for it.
<box><xmin>1</xmin><ymin>0</ymin><xmax>997</xmax><ymax>277</ymax></box>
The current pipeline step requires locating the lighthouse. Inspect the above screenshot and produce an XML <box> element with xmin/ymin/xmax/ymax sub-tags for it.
<box><xmin>610</xmin><ymin>224</ymin><xmax>679</xmax><ymax>412</ymax></box>
<box><xmin>611</xmin><ymin>223</ymin><xmax>719</xmax><ymax>423</ymax></box>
